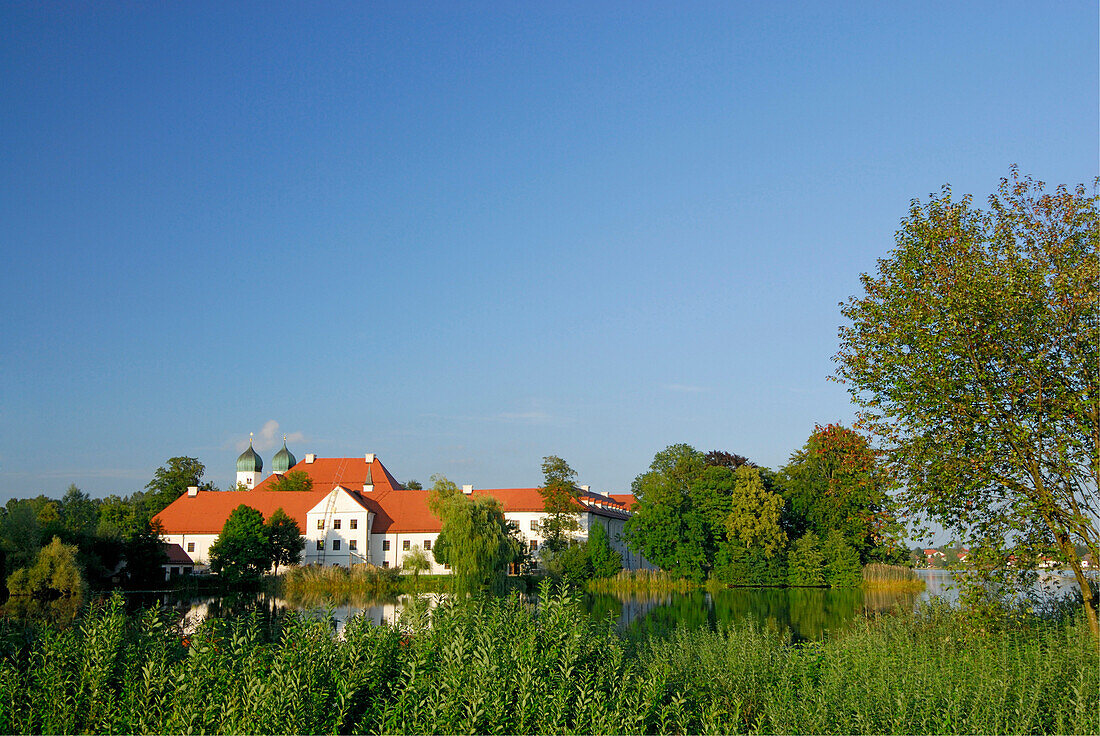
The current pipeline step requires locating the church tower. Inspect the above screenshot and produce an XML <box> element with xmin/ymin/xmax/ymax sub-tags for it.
<box><xmin>271</xmin><ymin>436</ymin><xmax>296</xmax><ymax>475</ymax></box>
<box><xmin>236</xmin><ymin>434</ymin><xmax>263</xmax><ymax>489</ymax></box>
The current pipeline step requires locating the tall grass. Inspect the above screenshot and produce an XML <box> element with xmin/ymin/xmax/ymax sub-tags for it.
<box><xmin>586</xmin><ymin>569</ymin><xmax>700</xmax><ymax>594</ymax></box>
<box><xmin>863</xmin><ymin>563</ymin><xmax>926</xmax><ymax>592</ymax></box>
<box><xmin>0</xmin><ymin>585</ymin><xmax>1094</xmax><ymax>734</ymax></box>
<box><xmin>279</xmin><ymin>563</ymin><xmax>401</xmax><ymax>604</ymax></box>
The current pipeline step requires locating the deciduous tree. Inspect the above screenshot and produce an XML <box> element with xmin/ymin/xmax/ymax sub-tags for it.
<box><xmin>145</xmin><ymin>457</ymin><xmax>216</xmax><ymax>514</ymax></box>
<box><xmin>725</xmin><ymin>466</ymin><xmax>788</xmax><ymax>558</ymax></box>
<box><xmin>539</xmin><ymin>456</ymin><xmax>581</xmax><ymax>554</ymax></box>
<box><xmin>834</xmin><ymin>169</ymin><xmax>1100</xmax><ymax>632</ymax></box>
<box><xmin>265</xmin><ymin>508</ymin><xmax>304</xmax><ymax>576</ymax></box>
<box><xmin>267</xmin><ymin>471</ymin><xmax>313</xmax><ymax>493</ymax></box>
<box><xmin>209</xmin><ymin>505</ymin><xmax>269</xmax><ymax>585</ymax></box>
<box><xmin>428</xmin><ymin>475</ymin><xmax>515</xmax><ymax>595</ymax></box>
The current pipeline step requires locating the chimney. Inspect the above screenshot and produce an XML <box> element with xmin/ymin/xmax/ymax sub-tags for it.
<box><xmin>580</xmin><ymin>484</ymin><xmax>590</xmax><ymax>493</ymax></box>
<box><xmin>305</xmin><ymin>454</ymin><xmax>316</xmax><ymax>464</ymax></box>
<box><xmin>365</xmin><ymin>453</ymin><xmax>375</xmax><ymax>464</ymax></box>
<box><xmin>187</xmin><ymin>486</ymin><xmax>199</xmax><ymax>498</ymax></box>
<box><xmin>462</xmin><ymin>484</ymin><xmax>473</xmax><ymax>495</ymax></box>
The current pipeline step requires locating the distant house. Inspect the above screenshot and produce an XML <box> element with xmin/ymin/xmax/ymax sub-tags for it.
<box><xmin>162</xmin><ymin>543</ymin><xmax>195</xmax><ymax>581</ymax></box>
<box><xmin>1082</xmin><ymin>554</ymin><xmax>1096</xmax><ymax>569</ymax></box>
<box><xmin>923</xmin><ymin>548</ymin><xmax>946</xmax><ymax>565</ymax></box>
<box><xmin>956</xmin><ymin>549</ymin><xmax>969</xmax><ymax>563</ymax></box>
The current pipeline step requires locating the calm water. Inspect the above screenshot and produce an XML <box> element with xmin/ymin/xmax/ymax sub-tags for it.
<box><xmin>147</xmin><ymin>569</ymin><xmax>1088</xmax><ymax>641</ymax></box>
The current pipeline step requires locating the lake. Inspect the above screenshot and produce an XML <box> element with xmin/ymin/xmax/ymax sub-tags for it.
<box><xmin>141</xmin><ymin>569</ymin><xmax>1085</xmax><ymax>641</ymax></box>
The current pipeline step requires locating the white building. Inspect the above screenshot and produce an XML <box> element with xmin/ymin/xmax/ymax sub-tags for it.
<box><xmin>155</xmin><ymin>449</ymin><xmax>650</xmax><ymax>574</ymax></box>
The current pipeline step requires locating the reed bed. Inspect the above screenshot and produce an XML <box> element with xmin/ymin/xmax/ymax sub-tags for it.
<box><xmin>280</xmin><ymin>563</ymin><xmax>402</xmax><ymax>603</ymax></box>
<box><xmin>586</xmin><ymin>569</ymin><xmax>700</xmax><ymax>595</ymax></box>
<box><xmin>0</xmin><ymin>585</ymin><xmax>1094</xmax><ymax>735</ymax></box>
<box><xmin>862</xmin><ymin>563</ymin><xmax>927</xmax><ymax>592</ymax></box>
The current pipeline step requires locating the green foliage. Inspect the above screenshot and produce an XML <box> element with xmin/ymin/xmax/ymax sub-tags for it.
<box><xmin>145</xmin><ymin>457</ymin><xmax>215</xmax><ymax>515</ymax></box>
<box><xmin>778</xmin><ymin>424</ymin><xmax>901</xmax><ymax>563</ymax></box>
<box><xmin>265</xmin><ymin>508</ymin><xmax>304</xmax><ymax>576</ymax></box>
<box><xmin>624</xmin><ymin>444</ymin><xmax>711</xmax><ymax>581</ymax></box>
<box><xmin>549</xmin><ymin>543</ymin><xmax>593</xmax><ymax>583</ymax></box>
<box><xmin>0</xmin><ymin>588</ymin><xmax>1095</xmax><ymax>735</ymax></box>
<box><xmin>538</xmin><ymin>455</ymin><xmax>580</xmax><ymax>554</ymax></box>
<box><xmin>834</xmin><ymin>169</ymin><xmax>1100</xmax><ymax>631</ymax></box>
<box><xmin>401</xmin><ymin>545</ymin><xmax>431</xmax><ymax>589</ymax></box>
<box><xmin>7</xmin><ymin>536</ymin><xmax>84</xmax><ymax>600</ymax></box>
<box><xmin>713</xmin><ymin>540</ymin><xmax>788</xmax><ymax>586</ymax></box>
<box><xmin>726</xmin><ymin>466</ymin><xmax>788</xmax><ymax>557</ymax></box>
<box><xmin>787</xmin><ymin>532</ymin><xmax>825</xmax><ymax>586</ymax></box>
<box><xmin>587</xmin><ymin>521</ymin><xmax>623</xmax><ymax>578</ymax></box>
<box><xmin>403</xmin><ymin>479</ymin><xmax>423</xmax><ymax>490</ymax></box>
<box><xmin>822</xmin><ymin>530</ymin><xmax>862</xmax><ymax>588</ymax></box>
<box><xmin>267</xmin><ymin>470</ymin><xmax>314</xmax><ymax>493</ymax></box>
<box><xmin>280</xmin><ymin>564</ymin><xmax>401</xmax><ymax>602</ymax></box>
<box><xmin>208</xmin><ymin>505</ymin><xmax>269</xmax><ymax>585</ymax></box>
<box><xmin>428</xmin><ymin>475</ymin><xmax>516</xmax><ymax>595</ymax></box>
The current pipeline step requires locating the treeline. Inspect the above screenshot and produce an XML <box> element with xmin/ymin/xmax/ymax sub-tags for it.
<box><xmin>0</xmin><ymin>457</ymin><xmax>214</xmax><ymax>594</ymax></box>
<box><xmin>624</xmin><ymin>425</ymin><xmax>908</xmax><ymax>587</ymax></box>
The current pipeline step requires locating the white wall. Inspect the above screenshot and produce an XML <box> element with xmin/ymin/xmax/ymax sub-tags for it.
<box><xmin>304</xmin><ymin>488</ymin><xmax>372</xmax><ymax>566</ymax></box>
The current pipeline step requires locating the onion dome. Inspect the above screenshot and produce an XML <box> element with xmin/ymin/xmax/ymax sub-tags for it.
<box><xmin>236</xmin><ymin>436</ymin><xmax>263</xmax><ymax>473</ymax></box>
<box><xmin>272</xmin><ymin>437</ymin><xmax>296</xmax><ymax>474</ymax></box>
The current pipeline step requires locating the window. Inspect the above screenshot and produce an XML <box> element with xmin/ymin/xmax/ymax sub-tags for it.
<box><xmin>444</xmin><ymin>563</ymin><xmax>450</xmax><ymax>570</ymax></box>
<box><xmin>316</xmin><ymin>540</ymin><xmax>324</xmax><ymax>550</ymax></box>
<box><xmin>530</xmin><ymin>519</ymin><xmax>538</xmax><ymax>531</ymax></box>
<box><xmin>424</xmin><ymin>539</ymin><xmax>432</xmax><ymax>551</ymax></box>
<box><xmin>350</xmin><ymin>519</ymin><xmax>358</xmax><ymax>530</ymax></box>
<box><xmin>333</xmin><ymin>540</ymin><xmax>341</xmax><ymax>551</ymax></box>
<box><xmin>186</xmin><ymin>542</ymin><xmax>195</xmax><ymax>553</ymax></box>
<box><xmin>530</xmin><ymin>540</ymin><xmax>538</xmax><ymax>550</ymax></box>
<box><xmin>333</xmin><ymin>519</ymin><xmax>341</xmax><ymax>530</ymax></box>
<box><xmin>382</xmin><ymin>540</ymin><xmax>391</xmax><ymax>551</ymax></box>
<box><xmin>349</xmin><ymin>540</ymin><xmax>357</xmax><ymax>551</ymax></box>
<box><xmin>382</xmin><ymin>561</ymin><xmax>390</xmax><ymax>568</ymax></box>
<box><xmin>317</xmin><ymin>519</ymin><xmax>325</xmax><ymax>530</ymax></box>
<box><xmin>402</xmin><ymin>540</ymin><xmax>410</xmax><ymax>551</ymax></box>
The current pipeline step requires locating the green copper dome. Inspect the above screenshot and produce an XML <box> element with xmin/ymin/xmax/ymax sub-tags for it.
<box><xmin>272</xmin><ymin>438</ymin><xmax>296</xmax><ymax>474</ymax></box>
<box><xmin>236</xmin><ymin>438</ymin><xmax>263</xmax><ymax>473</ymax></box>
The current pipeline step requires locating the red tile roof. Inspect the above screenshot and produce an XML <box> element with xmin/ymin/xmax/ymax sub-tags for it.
<box><xmin>608</xmin><ymin>493</ymin><xmax>637</xmax><ymax>511</ymax></box>
<box><xmin>155</xmin><ymin>489</ymin><xmax>335</xmax><ymax>533</ymax></box>
<box><xmin>253</xmin><ymin>456</ymin><xmax>403</xmax><ymax>493</ymax></box>
<box><xmin>155</xmin><ymin>456</ymin><xmax>633</xmax><ymax>536</ymax></box>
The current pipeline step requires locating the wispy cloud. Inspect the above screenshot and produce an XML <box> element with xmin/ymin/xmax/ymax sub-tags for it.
<box><xmin>233</xmin><ymin>420</ymin><xmax>306</xmax><ymax>452</ymax></box>
<box><xmin>496</xmin><ymin>411</ymin><xmax>553</xmax><ymax>423</ymax></box>
<box><xmin>665</xmin><ymin>384</ymin><xmax>708</xmax><ymax>393</ymax></box>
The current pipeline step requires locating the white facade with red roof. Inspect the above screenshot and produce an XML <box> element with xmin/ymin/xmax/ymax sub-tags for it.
<box><xmin>154</xmin><ymin>450</ymin><xmax>649</xmax><ymax>573</ymax></box>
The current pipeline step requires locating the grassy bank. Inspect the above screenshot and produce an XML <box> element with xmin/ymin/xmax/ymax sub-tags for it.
<box><xmin>586</xmin><ymin>569</ymin><xmax>701</xmax><ymax>594</ymax></box>
<box><xmin>0</xmin><ymin>584</ymin><xmax>1094</xmax><ymax>735</ymax></box>
<box><xmin>276</xmin><ymin>565</ymin><xmax>539</xmax><ymax>604</ymax></box>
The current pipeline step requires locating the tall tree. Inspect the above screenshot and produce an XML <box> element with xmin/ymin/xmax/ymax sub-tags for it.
<box><xmin>145</xmin><ymin>457</ymin><xmax>216</xmax><ymax>515</ymax></box>
<box><xmin>834</xmin><ymin>169</ymin><xmax>1099</xmax><ymax>633</ymax></box>
<box><xmin>777</xmin><ymin>424</ymin><xmax>902</xmax><ymax>563</ymax></box>
<box><xmin>538</xmin><ymin>456</ymin><xmax>581</xmax><ymax>554</ymax></box>
<box><xmin>208</xmin><ymin>505</ymin><xmax>270</xmax><ymax>585</ymax></box>
<box><xmin>623</xmin><ymin>444</ymin><xmax>711</xmax><ymax>581</ymax></box>
<box><xmin>725</xmin><ymin>466</ymin><xmax>788</xmax><ymax>558</ymax></box>
<box><xmin>265</xmin><ymin>508</ymin><xmax>304</xmax><ymax>576</ymax></box>
<box><xmin>428</xmin><ymin>475</ymin><xmax>516</xmax><ymax>595</ymax></box>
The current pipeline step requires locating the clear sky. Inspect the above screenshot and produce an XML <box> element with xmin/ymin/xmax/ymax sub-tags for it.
<box><xmin>1</xmin><ymin>2</ymin><xmax>1096</xmax><ymax>501</ymax></box>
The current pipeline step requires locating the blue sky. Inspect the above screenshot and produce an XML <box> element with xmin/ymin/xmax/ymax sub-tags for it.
<box><xmin>1</xmin><ymin>2</ymin><xmax>1096</xmax><ymax>502</ymax></box>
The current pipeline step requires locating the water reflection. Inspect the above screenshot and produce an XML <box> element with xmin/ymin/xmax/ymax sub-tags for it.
<box><xmin>31</xmin><ymin>568</ymin><xmax>1085</xmax><ymax>641</ymax></box>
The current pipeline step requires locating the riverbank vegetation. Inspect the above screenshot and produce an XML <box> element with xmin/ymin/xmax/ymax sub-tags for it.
<box><xmin>0</xmin><ymin>585</ymin><xmax>1093</xmax><ymax>735</ymax></box>
<box><xmin>861</xmin><ymin>563</ymin><xmax>925</xmax><ymax>592</ymax></box>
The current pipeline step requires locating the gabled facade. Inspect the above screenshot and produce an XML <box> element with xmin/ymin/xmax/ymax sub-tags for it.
<box><xmin>154</xmin><ymin>450</ymin><xmax>650</xmax><ymax>574</ymax></box>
